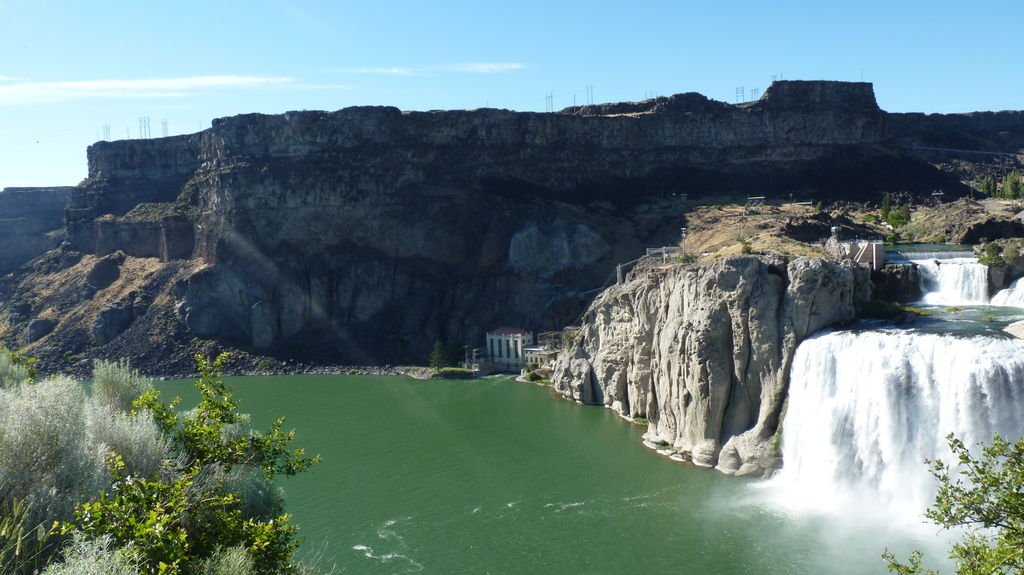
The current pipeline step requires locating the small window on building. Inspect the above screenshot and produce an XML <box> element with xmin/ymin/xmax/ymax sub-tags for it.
<box><xmin>506</xmin><ymin>339</ymin><xmax>511</xmax><ymax>359</ymax></box>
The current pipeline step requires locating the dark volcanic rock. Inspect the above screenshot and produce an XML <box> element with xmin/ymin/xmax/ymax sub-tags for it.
<box><xmin>92</xmin><ymin>303</ymin><xmax>136</xmax><ymax>345</ymax></box>
<box><xmin>2</xmin><ymin>80</ymin><xmax>1022</xmax><ymax>372</ymax></box>
<box><xmin>85</xmin><ymin>252</ymin><xmax>125</xmax><ymax>290</ymax></box>
<box><xmin>0</xmin><ymin>187</ymin><xmax>73</xmax><ymax>274</ymax></box>
<box><xmin>26</xmin><ymin>318</ymin><xmax>57</xmax><ymax>343</ymax></box>
<box><xmin>872</xmin><ymin>264</ymin><xmax>923</xmax><ymax>303</ymax></box>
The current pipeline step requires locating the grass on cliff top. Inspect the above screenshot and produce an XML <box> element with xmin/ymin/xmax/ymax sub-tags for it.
<box><xmin>896</xmin><ymin>198</ymin><xmax>1021</xmax><ymax>244</ymax></box>
<box><xmin>119</xmin><ymin>202</ymin><xmax>184</xmax><ymax>223</ymax></box>
<box><xmin>682</xmin><ymin>203</ymin><xmax>831</xmax><ymax>261</ymax></box>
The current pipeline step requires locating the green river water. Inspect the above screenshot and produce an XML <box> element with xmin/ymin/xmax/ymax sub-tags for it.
<box><xmin>160</xmin><ymin>374</ymin><xmax>948</xmax><ymax>574</ymax></box>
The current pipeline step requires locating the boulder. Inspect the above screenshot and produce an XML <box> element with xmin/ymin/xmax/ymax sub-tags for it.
<box><xmin>26</xmin><ymin>318</ymin><xmax>56</xmax><ymax>342</ymax></box>
<box><xmin>86</xmin><ymin>252</ymin><xmax>125</xmax><ymax>290</ymax></box>
<box><xmin>92</xmin><ymin>303</ymin><xmax>135</xmax><ymax>345</ymax></box>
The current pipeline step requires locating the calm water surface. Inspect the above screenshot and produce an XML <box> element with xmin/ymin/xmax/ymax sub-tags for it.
<box><xmin>161</xmin><ymin>375</ymin><xmax>946</xmax><ymax>574</ymax></box>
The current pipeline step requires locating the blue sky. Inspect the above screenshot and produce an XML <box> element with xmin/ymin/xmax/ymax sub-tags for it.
<box><xmin>1</xmin><ymin>0</ymin><xmax>1022</xmax><ymax>189</ymax></box>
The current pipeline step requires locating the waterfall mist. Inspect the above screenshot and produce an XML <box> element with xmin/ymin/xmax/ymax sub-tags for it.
<box><xmin>771</xmin><ymin>330</ymin><xmax>1024</xmax><ymax>525</ymax></box>
<box><xmin>913</xmin><ymin>258</ymin><xmax>989</xmax><ymax>305</ymax></box>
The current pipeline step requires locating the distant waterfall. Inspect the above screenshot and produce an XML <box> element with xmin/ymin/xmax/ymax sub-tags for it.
<box><xmin>992</xmin><ymin>277</ymin><xmax>1024</xmax><ymax>308</ymax></box>
<box><xmin>913</xmin><ymin>258</ymin><xmax>989</xmax><ymax>305</ymax></box>
<box><xmin>773</xmin><ymin>330</ymin><xmax>1024</xmax><ymax>520</ymax></box>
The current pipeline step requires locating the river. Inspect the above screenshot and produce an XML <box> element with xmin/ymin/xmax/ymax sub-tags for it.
<box><xmin>161</xmin><ymin>373</ymin><xmax>947</xmax><ymax>574</ymax></box>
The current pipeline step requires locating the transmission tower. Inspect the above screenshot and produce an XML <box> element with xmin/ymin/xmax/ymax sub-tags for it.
<box><xmin>161</xmin><ymin>118</ymin><xmax>168</xmax><ymax>137</ymax></box>
<box><xmin>102</xmin><ymin>124</ymin><xmax>110</xmax><ymax>141</ymax></box>
<box><xmin>735</xmin><ymin>87</ymin><xmax>745</xmax><ymax>103</ymax></box>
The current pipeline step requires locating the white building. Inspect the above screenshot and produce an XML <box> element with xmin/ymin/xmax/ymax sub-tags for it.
<box><xmin>524</xmin><ymin>345</ymin><xmax>559</xmax><ymax>369</ymax></box>
<box><xmin>486</xmin><ymin>327</ymin><xmax>534</xmax><ymax>370</ymax></box>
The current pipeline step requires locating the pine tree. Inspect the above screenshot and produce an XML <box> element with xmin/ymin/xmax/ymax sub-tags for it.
<box><xmin>881</xmin><ymin>192</ymin><xmax>892</xmax><ymax>220</ymax></box>
<box><xmin>428</xmin><ymin>340</ymin><xmax>448</xmax><ymax>370</ymax></box>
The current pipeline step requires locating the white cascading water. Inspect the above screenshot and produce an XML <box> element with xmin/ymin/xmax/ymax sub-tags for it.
<box><xmin>992</xmin><ymin>276</ymin><xmax>1024</xmax><ymax>307</ymax></box>
<box><xmin>912</xmin><ymin>257</ymin><xmax>989</xmax><ymax>305</ymax></box>
<box><xmin>773</xmin><ymin>330</ymin><xmax>1024</xmax><ymax>522</ymax></box>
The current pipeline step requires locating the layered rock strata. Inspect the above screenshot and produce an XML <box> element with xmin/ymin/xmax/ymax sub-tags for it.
<box><xmin>1</xmin><ymin>80</ymin><xmax>1021</xmax><ymax>372</ymax></box>
<box><xmin>0</xmin><ymin>187</ymin><xmax>73</xmax><ymax>274</ymax></box>
<box><xmin>551</xmin><ymin>256</ymin><xmax>862</xmax><ymax>476</ymax></box>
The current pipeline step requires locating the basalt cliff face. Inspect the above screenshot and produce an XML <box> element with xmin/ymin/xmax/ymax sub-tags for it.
<box><xmin>0</xmin><ymin>80</ymin><xmax>1020</xmax><ymax>372</ymax></box>
<box><xmin>0</xmin><ymin>187</ymin><xmax>73</xmax><ymax>275</ymax></box>
<box><xmin>551</xmin><ymin>256</ymin><xmax>865</xmax><ymax>476</ymax></box>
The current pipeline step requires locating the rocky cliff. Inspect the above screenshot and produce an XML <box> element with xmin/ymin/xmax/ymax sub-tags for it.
<box><xmin>551</xmin><ymin>256</ymin><xmax>865</xmax><ymax>476</ymax></box>
<box><xmin>0</xmin><ymin>187</ymin><xmax>73</xmax><ymax>274</ymax></box>
<box><xmin>0</xmin><ymin>80</ymin><xmax>1020</xmax><ymax>373</ymax></box>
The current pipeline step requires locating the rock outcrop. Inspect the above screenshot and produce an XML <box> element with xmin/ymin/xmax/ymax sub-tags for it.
<box><xmin>0</xmin><ymin>187</ymin><xmax>73</xmax><ymax>274</ymax></box>
<box><xmin>551</xmin><ymin>256</ymin><xmax>860</xmax><ymax>476</ymax></box>
<box><xmin>1</xmin><ymin>80</ymin><xmax>1021</xmax><ymax>373</ymax></box>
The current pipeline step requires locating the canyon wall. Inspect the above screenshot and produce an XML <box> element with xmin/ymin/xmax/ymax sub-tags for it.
<box><xmin>0</xmin><ymin>187</ymin><xmax>73</xmax><ymax>274</ymax></box>
<box><xmin>1</xmin><ymin>80</ymin><xmax>1020</xmax><ymax>371</ymax></box>
<box><xmin>551</xmin><ymin>256</ymin><xmax>865</xmax><ymax>476</ymax></box>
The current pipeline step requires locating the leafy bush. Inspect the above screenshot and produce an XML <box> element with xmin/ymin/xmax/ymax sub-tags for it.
<box><xmin>0</xmin><ymin>348</ymin><xmax>32</xmax><ymax>388</ymax></box>
<box><xmin>884</xmin><ymin>434</ymin><xmax>1024</xmax><ymax>574</ymax></box>
<box><xmin>0</xmin><ymin>353</ymin><xmax>317</xmax><ymax>575</ymax></box>
<box><xmin>62</xmin><ymin>353</ymin><xmax>319</xmax><ymax>575</ymax></box>
<box><xmin>977</xmin><ymin>242</ymin><xmax>1006</xmax><ymax>267</ymax></box>
<box><xmin>93</xmin><ymin>359</ymin><xmax>152</xmax><ymax>412</ymax></box>
<box><xmin>886</xmin><ymin>204</ymin><xmax>911</xmax><ymax>228</ymax></box>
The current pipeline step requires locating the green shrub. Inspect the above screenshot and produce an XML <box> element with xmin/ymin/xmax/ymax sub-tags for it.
<box><xmin>978</xmin><ymin>241</ymin><xmax>1006</xmax><ymax>266</ymax></box>
<box><xmin>40</xmin><ymin>534</ymin><xmax>141</xmax><ymax>575</ymax></box>
<box><xmin>93</xmin><ymin>359</ymin><xmax>152</xmax><ymax>412</ymax></box>
<box><xmin>525</xmin><ymin>371</ymin><xmax>541</xmax><ymax>382</ymax></box>
<box><xmin>886</xmin><ymin>204</ymin><xmax>911</xmax><ymax>228</ymax></box>
<box><xmin>0</xmin><ymin>348</ymin><xmax>32</xmax><ymax>388</ymax></box>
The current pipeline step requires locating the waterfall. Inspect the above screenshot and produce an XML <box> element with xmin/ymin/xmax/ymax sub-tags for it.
<box><xmin>773</xmin><ymin>330</ymin><xmax>1024</xmax><ymax>521</ymax></box>
<box><xmin>992</xmin><ymin>277</ymin><xmax>1024</xmax><ymax>308</ymax></box>
<box><xmin>913</xmin><ymin>257</ymin><xmax>989</xmax><ymax>305</ymax></box>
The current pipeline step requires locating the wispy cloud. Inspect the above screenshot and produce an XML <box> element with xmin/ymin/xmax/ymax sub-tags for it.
<box><xmin>334</xmin><ymin>62</ymin><xmax>526</xmax><ymax>77</ymax></box>
<box><xmin>437</xmin><ymin>63</ymin><xmax>526</xmax><ymax>74</ymax></box>
<box><xmin>334</xmin><ymin>67</ymin><xmax>423</xmax><ymax>77</ymax></box>
<box><xmin>0</xmin><ymin>75</ymin><xmax>295</xmax><ymax>106</ymax></box>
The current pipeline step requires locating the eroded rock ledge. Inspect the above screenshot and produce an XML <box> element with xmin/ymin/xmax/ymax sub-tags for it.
<box><xmin>551</xmin><ymin>255</ymin><xmax>865</xmax><ymax>476</ymax></box>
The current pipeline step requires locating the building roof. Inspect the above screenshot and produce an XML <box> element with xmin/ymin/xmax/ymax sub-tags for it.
<box><xmin>488</xmin><ymin>327</ymin><xmax>530</xmax><ymax>336</ymax></box>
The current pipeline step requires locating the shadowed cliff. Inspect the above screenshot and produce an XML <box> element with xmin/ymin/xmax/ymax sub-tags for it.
<box><xmin>1</xmin><ymin>80</ymin><xmax>1021</xmax><ymax>373</ymax></box>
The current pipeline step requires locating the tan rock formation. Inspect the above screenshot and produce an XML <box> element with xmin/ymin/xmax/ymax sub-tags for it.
<box><xmin>551</xmin><ymin>255</ymin><xmax>860</xmax><ymax>476</ymax></box>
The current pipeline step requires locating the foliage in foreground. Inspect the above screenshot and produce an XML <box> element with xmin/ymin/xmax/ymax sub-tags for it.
<box><xmin>61</xmin><ymin>353</ymin><xmax>319</xmax><ymax>574</ymax></box>
<box><xmin>0</xmin><ymin>349</ymin><xmax>320</xmax><ymax>575</ymax></box>
<box><xmin>884</xmin><ymin>434</ymin><xmax>1024</xmax><ymax>574</ymax></box>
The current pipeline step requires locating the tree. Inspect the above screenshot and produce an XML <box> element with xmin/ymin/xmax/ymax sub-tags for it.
<box><xmin>884</xmin><ymin>433</ymin><xmax>1024</xmax><ymax>574</ymax></box>
<box><xmin>881</xmin><ymin>192</ymin><xmax>893</xmax><ymax>221</ymax></box>
<box><xmin>982</xmin><ymin>176</ymin><xmax>997</xmax><ymax>197</ymax></box>
<box><xmin>428</xmin><ymin>340</ymin><xmax>448</xmax><ymax>370</ymax></box>
<box><xmin>1004</xmin><ymin>172</ymin><xmax>1022</xmax><ymax>200</ymax></box>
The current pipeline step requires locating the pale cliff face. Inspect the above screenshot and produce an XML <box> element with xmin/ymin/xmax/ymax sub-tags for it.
<box><xmin>551</xmin><ymin>256</ymin><xmax>862</xmax><ymax>476</ymax></box>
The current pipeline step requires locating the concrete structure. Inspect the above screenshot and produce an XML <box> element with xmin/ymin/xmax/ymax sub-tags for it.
<box><xmin>524</xmin><ymin>345</ymin><xmax>559</xmax><ymax>369</ymax></box>
<box><xmin>486</xmin><ymin>327</ymin><xmax>534</xmax><ymax>370</ymax></box>
<box><xmin>826</xmin><ymin>238</ymin><xmax>886</xmax><ymax>271</ymax></box>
